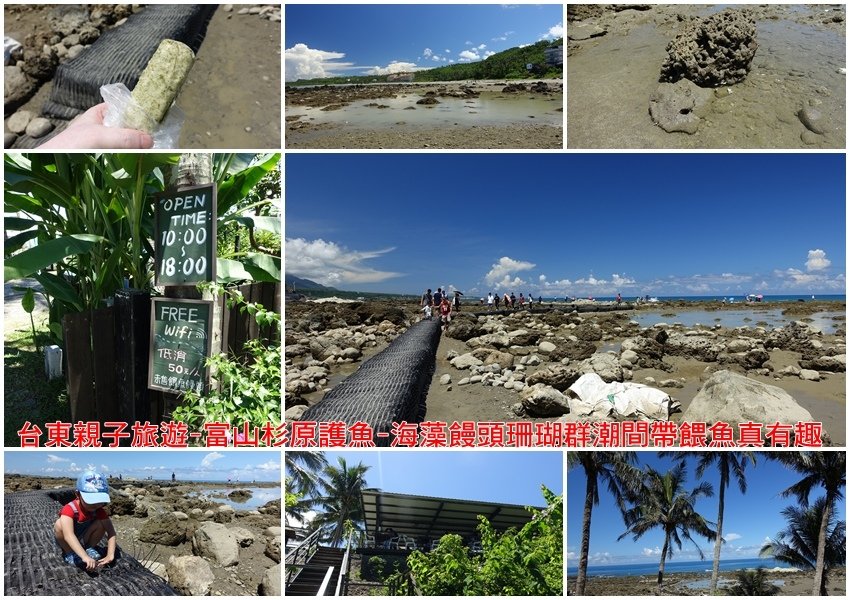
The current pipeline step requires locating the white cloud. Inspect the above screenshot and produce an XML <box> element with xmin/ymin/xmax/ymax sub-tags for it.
<box><xmin>642</xmin><ymin>546</ymin><xmax>662</xmax><ymax>556</ymax></box>
<box><xmin>459</xmin><ymin>50</ymin><xmax>480</xmax><ymax>61</ymax></box>
<box><xmin>484</xmin><ymin>51</ymin><xmax>496</xmax><ymax>58</ymax></box>
<box><xmin>806</xmin><ymin>249</ymin><xmax>831</xmax><ymax>272</ymax></box>
<box><xmin>47</xmin><ymin>454</ymin><xmax>70</xmax><ymax>463</ymax></box>
<box><xmin>485</xmin><ymin>256</ymin><xmax>536</xmax><ymax>286</ymax></box>
<box><xmin>541</xmin><ymin>22</ymin><xmax>564</xmax><ymax>39</ymax></box>
<box><xmin>423</xmin><ymin>48</ymin><xmax>433</xmax><ymax>57</ymax></box>
<box><xmin>477</xmin><ymin>43</ymin><xmax>487</xmax><ymax>50</ymax></box>
<box><xmin>201</xmin><ymin>452</ymin><xmax>225</xmax><ymax>468</ymax></box>
<box><xmin>444</xmin><ymin>49</ymin><xmax>450</xmax><ymax>53</ymax></box>
<box><xmin>465</xmin><ymin>40</ymin><xmax>473</xmax><ymax>45</ymax></box>
<box><xmin>366</xmin><ymin>61</ymin><xmax>420</xmax><ymax>75</ymax></box>
<box><xmin>725</xmin><ymin>533</ymin><xmax>742</xmax><ymax>542</ymax></box>
<box><xmin>257</xmin><ymin>460</ymin><xmax>281</xmax><ymax>471</ymax></box>
<box><xmin>432</xmin><ymin>55</ymin><xmax>441</xmax><ymax>62</ymax></box>
<box><xmin>286</xmin><ymin>238</ymin><xmax>402</xmax><ymax>286</ymax></box>
<box><xmin>539</xmin><ymin>274</ymin><xmax>547</xmax><ymax>282</ymax></box>
<box><xmin>519</xmin><ymin>43</ymin><xmax>531</xmax><ymax>48</ymax></box>
<box><xmin>284</xmin><ymin>43</ymin><xmax>354</xmax><ymax>81</ymax></box>
<box><xmin>68</xmin><ymin>462</ymin><xmax>82</xmax><ymax>473</ymax></box>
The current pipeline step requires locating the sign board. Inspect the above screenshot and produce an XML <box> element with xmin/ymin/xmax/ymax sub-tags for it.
<box><xmin>148</xmin><ymin>298</ymin><xmax>212</xmax><ymax>394</ymax></box>
<box><xmin>154</xmin><ymin>184</ymin><xmax>216</xmax><ymax>286</ymax></box>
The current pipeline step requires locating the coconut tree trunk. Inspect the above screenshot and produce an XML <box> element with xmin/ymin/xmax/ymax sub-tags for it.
<box><xmin>576</xmin><ymin>473</ymin><xmax>596</xmax><ymax>595</ymax></box>
<box><xmin>813</xmin><ymin>493</ymin><xmax>832</xmax><ymax>595</ymax></box>
<box><xmin>710</xmin><ymin>463</ymin><xmax>727</xmax><ymax>595</ymax></box>
<box><xmin>657</xmin><ymin>534</ymin><xmax>670</xmax><ymax>593</ymax></box>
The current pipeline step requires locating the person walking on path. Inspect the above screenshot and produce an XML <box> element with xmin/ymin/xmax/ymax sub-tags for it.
<box><xmin>421</xmin><ymin>288</ymin><xmax>433</xmax><ymax>311</ymax></box>
<box><xmin>510</xmin><ymin>292</ymin><xmax>516</xmax><ymax>309</ymax></box>
<box><xmin>487</xmin><ymin>292</ymin><xmax>494</xmax><ymax>310</ymax></box>
<box><xmin>453</xmin><ymin>290</ymin><xmax>463</xmax><ymax>312</ymax></box>
<box><xmin>519</xmin><ymin>293</ymin><xmax>525</xmax><ymax>308</ymax></box>
<box><xmin>494</xmin><ymin>293</ymin><xmax>501</xmax><ymax>310</ymax></box>
<box><xmin>433</xmin><ymin>287</ymin><xmax>443</xmax><ymax>309</ymax></box>
<box><xmin>439</xmin><ymin>297</ymin><xmax>452</xmax><ymax>331</ymax></box>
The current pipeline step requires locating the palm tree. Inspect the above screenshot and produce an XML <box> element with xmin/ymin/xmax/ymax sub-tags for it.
<box><xmin>727</xmin><ymin>567</ymin><xmax>780</xmax><ymax>596</ymax></box>
<box><xmin>773</xmin><ymin>452</ymin><xmax>846</xmax><ymax>595</ymax></box>
<box><xmin>285</xmin><ymin>451</ymin><xmax>328</xmax><ymax>496</ymax></box>
<box><xmin>760</xmin><ymin>497</ymin><xmax>846</xmax><ymax>596</ymax></box>
<box><xmin>665</xmin><ymin>451</ymin><xmax>756</xmax><ymax>595</ymax></box>
<box><xmin>567</xmin><ymin>452</ymin><xmax>641</xmax><ymax>596</ymax></box>
<box><xmin>310</xmin><ymin>456</ymin><xmax>370</xmax><ymax>546</ymax></box>
<box><xmin>619</xmin><ymin>463</ymin><xmax>717</xmax><ymax>594</ymax></box>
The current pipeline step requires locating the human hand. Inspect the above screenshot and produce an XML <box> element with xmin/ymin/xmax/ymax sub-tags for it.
<box><xmin>37</xmin><ymin>103</ymin><xmax>153</xmax><ymax>149</ymax></box>
<box><xmin>84</xmin><ymin>556</ymin><xmax>98</xmax><ymax>571</ymax></box>
<box><xmin>97</xmin><ymin>555</ymin><xmax>114</xmax><ymax>568</ymax></box>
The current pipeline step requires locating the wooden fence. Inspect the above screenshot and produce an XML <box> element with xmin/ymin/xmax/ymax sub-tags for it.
<box><xmin>63</xmin><ymin>282</ymin><xmax>281</xmax><ymax>424</ymax></box>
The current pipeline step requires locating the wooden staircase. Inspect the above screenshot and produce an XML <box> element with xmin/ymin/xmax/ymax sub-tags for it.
<box><xmin>286</xmin><ymin>546</ymin><xmax>346</xmax><ymax>596</ymax></box>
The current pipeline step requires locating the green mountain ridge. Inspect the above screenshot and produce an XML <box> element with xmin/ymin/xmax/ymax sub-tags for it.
<box><xmin>287</xmin><ymin>38</ymin><xmax>563</xmax><ymax>86</ymax></box>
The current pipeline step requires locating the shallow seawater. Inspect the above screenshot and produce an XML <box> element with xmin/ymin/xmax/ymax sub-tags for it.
<box><xmin>568</xmin><ymin>6</ymin><xmax>846</xmax><ymax>148</ymax></box>
<box><xmin>288</xmin><ymin>91</ymin><xmax>562</xmax><ymax>129</ymax></box>
<box><xmin>189</xmin><ymin>486</ymin><xmax>281</xmax><ymax>510</ymax></box>
<box><xmin>633</xmin><ymin>309</ymin><xmax>843</xmax><ymax>333</ymax></box>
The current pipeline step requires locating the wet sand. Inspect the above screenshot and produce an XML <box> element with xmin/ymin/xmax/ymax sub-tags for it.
<box><xmin>567</xmin><ymin>566</ymin><xmax>846</xmax><ymax>596</ymax></box>
<box><xmin>567</xmin><ymin>4</ymin><xmax>846</xmax><ymax>148</ymax></box>
<box><xmin>285</xmin><ymin>80</ymin><xmax>563</xmax><ymax>149</ymax></box>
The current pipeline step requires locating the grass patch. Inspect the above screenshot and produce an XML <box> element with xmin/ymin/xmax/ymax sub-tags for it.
<box><xmin>4</xmin><ymin>325</ymin><xmax>69</xmax><ymax>446</ymax></box>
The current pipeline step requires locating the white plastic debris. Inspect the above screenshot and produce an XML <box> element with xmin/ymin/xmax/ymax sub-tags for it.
<box><xmin>567</xmin><ymin>373</ymin><xmax>681</xmax><ymax>421</ymax></box>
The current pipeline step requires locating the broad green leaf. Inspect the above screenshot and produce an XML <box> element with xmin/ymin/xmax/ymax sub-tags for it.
<box><xmin>217</xmin><ymin>258</ymin><xmax>253</xmax><ymax>283</ymax></box>
<box><xmin>217</xmin><ymin>153</ymin><xmax>280</xmax><ymax>215</ymax></box>
<box><xmin>34</xmin><ymin>272</ymin><xmax>85</xmax><ymax>312</ymax></box>
<box><xmin>4</xmin><ymin>230</ymin><xmax>39</xmax><ymax>255</ymax></box>
<box><xmin>4</xmin><ymin>234</ymin><xmax>105</xmax><ymax>281</ymax></box>
<box><xmin>224</xmin><ymin>215</ymin><xmax>281</xmax><ymax>235</ymax></box>
<box><xmin>241</xmin><ymin>253</ymin><xmax>281</xmax><ymax>282</ymax></box>
<box><xmin>22</xmin><ymin>289</ymin><xmax>35</xmax><ymax>313</ymax></box>
<box><xmin>4</xmin><ymin>216</ymin><xmax>38</xmax><ymax>231</ymax></box>
<box><xmin>48</xmin><ymin>322</ymin><xmax>64</xmax><ymax>341</ymax></box>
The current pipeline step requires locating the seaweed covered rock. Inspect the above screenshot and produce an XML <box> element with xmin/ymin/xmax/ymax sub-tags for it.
<box><xmin>660</xmin><ymin>9</ymin><xmax>757</xmax><ymax>87</ymax></box>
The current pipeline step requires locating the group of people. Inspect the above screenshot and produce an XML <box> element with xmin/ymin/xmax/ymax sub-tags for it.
<box><xmin>485</xmin><ymin>292</ymin><xmax>543</xmax><ymax>311</ymax></box>
<box><xmin>420</xmin><ymin>287</ymin><xmax>463</xmax><ymax>330</ymax></box>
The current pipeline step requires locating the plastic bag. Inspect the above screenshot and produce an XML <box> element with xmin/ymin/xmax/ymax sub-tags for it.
<box><xmin>100</xmin><ymin>82</ymin><xmax>184</xmax><ymax>148</ymax></box>
<box><xmin>4</xmin><ymin>36</ymin><xmax>22</xmax><ymax>66</ymax></box>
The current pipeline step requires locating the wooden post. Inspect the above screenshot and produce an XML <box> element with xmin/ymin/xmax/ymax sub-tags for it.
<box><xmin>114</xmin><ymin>290</ymin><xmax>153</xmax><ymax>423</ymax></box>
<box><xmin>62</xmin><ymin>311</ymin><xmax>95</xmax><ymax>422</ymax></box>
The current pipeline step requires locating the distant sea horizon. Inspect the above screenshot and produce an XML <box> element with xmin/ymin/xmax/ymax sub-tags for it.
<box><xmin>533</xmin><ymin>294</ymin><xmax>845</xmax><ymax>303</ymax></box>
<box><xmin>567</xmin><ymin>557</ymin><xmax>794</xmax><ymax>578</ymax></box>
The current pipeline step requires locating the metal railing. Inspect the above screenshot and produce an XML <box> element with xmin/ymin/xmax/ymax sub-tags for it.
<box><xmin>316</xmin><ymin>566</ymin><xmax>335</xmax><ymax>596</ymax></box>
<box><xmin>285</xmin><ymin>528</ymin><xmax>323</xmax><ymax>584</ymax></box>
<box><xmin>334</xmin><ymin>532</ymin><xmax>353</xmax><ymax>596</ymax></box>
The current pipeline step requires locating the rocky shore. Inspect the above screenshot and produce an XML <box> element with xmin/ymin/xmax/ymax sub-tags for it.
<box><xmin>285</xmin><ymin>79</ymin><xmax>563</xmax><ymax>149</ymax></box>
<box><xmin>567</xmin><ymin>566</ymin><xmax>846</xmax><ymax>596</ymax></box>
<box><xmin>5</xmin><ymin>475</ymin><xmax>282</xmax><ymax>596</ymax></box>
<box><xmin>567</xmin><ymin>4</ymin><xmax>845</xmax><ymax>148</ymax></box>
<box><xmin>285</xmin><ymin>299</ymin><xmax>845</xmax><ymax>444</ymax></box>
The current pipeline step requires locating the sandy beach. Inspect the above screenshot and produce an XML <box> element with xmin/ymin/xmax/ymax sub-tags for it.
<box><xmin>567</xmin><ymin>566</ymin><xmax>847</xmax><ymax>596</ymax></box>
<box><xmin>286</xmin><ymin>299</ymin><xmax>846</xmax><ymax>445</ymax></box>
<box><xmin>285</xmin><ymin>79</ymin><xmax>563</xmax><ymax>149</ymax></box>
<box><xmin>567</xmin><ymin>4</ymin><xmax>845</xmax><ymax>149</ymax></box>
<box><xmin>5</xmin><ymin>475</ymin><xmax>282</xmax><ymax>596</ymax></box>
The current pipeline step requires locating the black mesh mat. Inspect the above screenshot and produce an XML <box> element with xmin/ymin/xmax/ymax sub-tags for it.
<box><xmin>42</xmin><ymin>4</ymin><xmax>217</xmax><ymax>120</ymax></box>
<box><xmin>4</xmin><ymin>490</ymin><xmax>177</xmax><ymax>596</ymax></box>
<box><xmin>301</xmin><ymin>320</ymin><xmax>442</xmax><ymax>444</ymax></box>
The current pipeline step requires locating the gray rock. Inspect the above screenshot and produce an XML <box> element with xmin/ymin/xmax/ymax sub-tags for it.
<box><xmin>223</xmin><ymin>4</ymin><xmax>234</xmax><ymax>11</ymax></box>
<box><xmin>538</xmin><ymin>340</ymin><xmax>557</xmax><ymax>354</ymax></box>
<box><xmin>659</xmin><ymin>378</ymin><xmax>685</xmax><ymax>389</ymax></box>
<box><xmin>260</xmin><ymin>563</ymin><xmax>282</xmax><ymax>596</ymax></box>
<box><xmin>660</xmin><ymin>9</ymin><xmax>757</xmax><ymax>86</ymax></box>
<box><xmin>167</xmin><ymin>556</ymin><xmax>215</xmax><ymax>596</ymax></box>
<box><xmin>63</xmin><ymin>34</ymin><xmax>81</xmax><ymax>48</ymax></box>
<box><xmin>4</xmin><ymin>66</ymin><xmax>35</xmax><ymax>108</ymax></box>
<box><xmin>579</xmin><ymin>353</ymin><xmax>624</xmax><ymax>383</ymax></box>
<box><xmin>439</xmin><ymin>374</ymin><xmax>451</xmax><ymax>385</ymax></box>
<box><xmin>568</xmin><ymin>26</ymin><xmax>607</xmax><ymax>41</ymax></box>
<box><xmin>230</xmin><ymin>526</ymin><xmax>255</xmax><ymax>547</ymax></box>
<box><xmin>6</xmin><ymin>110</ymin><xmax>33</xmax><ymax>134</ymax></box>
<box><xmin>192</xmin><ymin>522</ymin><xmax>240</xmax><ymax>567</ymax></box>
<box><xmin>799</xmin><ymin>369</ymin><xmax>821</xmax><ymax>381</ymax></box>
<box><xmin>66</xmin><ymin>44</ymin><xmax>85</xmax><ymax>60</ymax></box>
<box><xmin>171</xmin><ymin>511</ymin><xmax>189</xmax><ymax>521</ymax></box>
<box><xmin>285</xmin><ymin>405</ymin><xmax>309</xmax><ymax>420</ymax></box>
<box><xmin>798</xmin><ymin>107</ymin><xmax>826</xmax><ymax>135</ymax></box>
<box><xmin>450</xmin><ymin>353</ymin><xmax>483</xmax><ymax>370</ymax></box>
<box><xmin>681</xmin><ymin>370</ymin><xmax>817</xmax><ymax>435</ymax></box>
<box><xmin>213</xmin><ymin>503</ymin><xmax>236</xmax><ymax>523</ymax></box>
<box><xmin>799</xmin><ymin>355</ymin><xmax>845</xmax><ymax>373</ymax></box>
<box><xmin>139</xmin><ymin>511</ymin><xmax>186</xmax><ymax>545</ymax></box>
<box><xmin>483</xmin><ymin>349</ymin><xmax>514</xmax><ymax>371</ymax></box>
<box><xmin>519</xmin><ymin>384</ymin><xmax>569</xmax><ymax>417</ymax></box>
<box><xmin>649</xmin><ymin>79</ymin><xmax>714</xmax><ymax>134</ymax></box>
<box><xmin>265</xmin><ymin>536</ymin><xmax>282</xmax><ymax>562</ymax></box>
<box><xmin>665</xmin><ymin>333</ymin><xmax>722</xmax><ymax>362</ymax></box>
<box><xmin>525</xmin><ymin>364</ymin><xmax>582</xmax><ymax>391</ymax></box>
<box><xmin>264</xmin><ymin>526</ymin><xmax>282</xmax><ymax>538</ymax></box>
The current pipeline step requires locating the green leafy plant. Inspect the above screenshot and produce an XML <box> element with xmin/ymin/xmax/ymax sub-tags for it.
<box><xmin>171</xmin><ymin>285</ymin><xmax>280</xmax><ymax>431</ymax></box>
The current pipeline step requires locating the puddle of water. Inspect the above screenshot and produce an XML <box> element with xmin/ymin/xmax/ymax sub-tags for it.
<box><xmin>189</xmin><ymin>486</ymin><xmax>281</xmax><ymax>510</ymax></box>
<box><xmin>568</xmin><ymin>11</ymin><xmax>845</xmax><ymax>148</ymax></box>
<box><xmin>288</xmin><ymin>91</ymin><xmax>562</xmax><ymax>129</ymax></box>
<box><xmin>633</xmin><ymin>309</ymin><xmax>843</xmax><ymax>334</ymax></box>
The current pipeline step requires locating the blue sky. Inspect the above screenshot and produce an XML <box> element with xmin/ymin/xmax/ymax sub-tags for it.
<box><xmin>5</xmin><ymin>451</ymin><xmax>281</xmax><ymax>482</ymax></box>
<box><xmin>294</xmin><ymin>450</ymin><xmax>562</xmax><ymax>506</ymax></box>
<box><xmin>285</xmin><ymin>4</ymin><xmax>563</xmax><ymax>81</ymax></box>
<box><xmin>284</xmin><ymin>153</ymin><xmax>846</xmax><ymax>297</ymax></box>
<box><xmin>566</xmin><ymin>452</ymin><xmax>847</xmax><ymax>567</ymax></box>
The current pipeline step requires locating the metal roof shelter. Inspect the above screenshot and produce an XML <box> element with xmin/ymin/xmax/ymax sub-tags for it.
<box><xmin>361</xmin><ymin>489</ymin><xmax>541</xmax><ymax>539</ymax></box>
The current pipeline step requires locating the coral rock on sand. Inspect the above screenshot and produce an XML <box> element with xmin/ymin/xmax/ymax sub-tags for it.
<box><xmin>167</xmin><ymin>556</ymin><xmax>215</xmax><ymax>596</ymax></box>
<box><xmin>649</xmin><ymin>79</ymin><xmax>714</xmax><ymax>134</ymax></box>
<box><xmin>259</xmin><ymin>563</ymin><xmax>282</xmax><ymax>596</ymax></box>
<box><xmin>265</xmin><ymin>536</ymin><xmax>282</xmax><ymax>563</ymax></box>
<box><xmin>681</xmin><ymin>370</ymin><xmax>819</xmax><ymax>434</ymax></box>
<box><xmin>139</xmin><ymin>511</ymin><xmax>186</xmax><ymax>545</ymax></box>
<box><xmin>519</xmin><ymin>384</ymin><xmax>570</xmax><ymax>417</ymax></box>
<box><xmin>660</xmin><ymin>9</ymin><xmax>757</xmax><ymax>87</ymax></box>
<box><xmin>192</xmin><ymin>522</ymin><xmax>240</xmax><ymax>567</ymax></box>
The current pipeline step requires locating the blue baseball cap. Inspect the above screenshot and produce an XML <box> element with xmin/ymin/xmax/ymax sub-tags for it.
<box><xmin>76</xmin><ymin>471</ymin><xmax>110</xmax><ymax>505</ymax></box>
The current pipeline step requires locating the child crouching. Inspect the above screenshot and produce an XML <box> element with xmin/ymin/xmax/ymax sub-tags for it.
<box><xmin>54</xmin><ymin>471</ymin><xmax>117</xmax><ymax>571</ymax></box>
